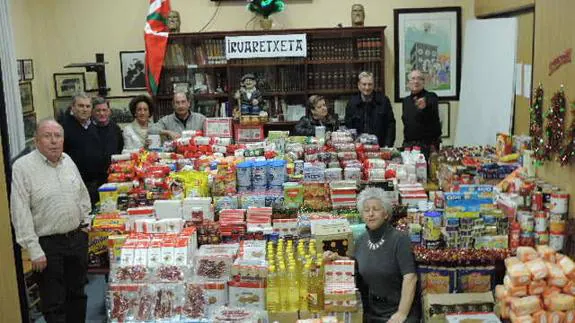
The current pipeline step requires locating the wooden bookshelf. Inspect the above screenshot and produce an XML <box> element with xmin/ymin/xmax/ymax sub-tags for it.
<box><xmin>156</xmin><ymin>26</ymin><xmax>387</xmax><ymax>132</ymax></box>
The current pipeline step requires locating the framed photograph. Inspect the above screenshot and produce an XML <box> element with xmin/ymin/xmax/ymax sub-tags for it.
<box><xmin>17</xmin><ymin>59</ymin><xmax>23</xmax><ymax>81</ymax></box>
<box><xmin>23</xmin><ymin>112</ymin><xmax>37</xmax><ymax>141</ymax></box>
<box><xmin>22</xmin><ymin>59</ymin><xmax>34</xmax><ymax>80</ymax></box>
<box><xmin>438</xmin><ymin>101</ymin><xmax>450</xmax><ymax>138</ymax></box>
<box><xmin>53</xmin><ymin>98</ymin><xmax>73</xmax><ymax>121</ymax></box>
<box><xmin>120</xmin><ymin>51</ymin><xmax>146</xmax><ymax>91</ymax></box>
<box><xmin>19</xmin><ymin>82</ymin><xmax>34</xmax><ymax>114</ymax></box>
<box><xmin>53</xmin><ymin>73</ymin><xmax>86</xmax><ymax>98</ymax></box>
<box><xmin>107</xmin><ymin>96</ymin><xmax>135</xmax><ymax>127</ymax></box>
<box><xmin>394</xmin><ymin>7</ymin><xmax>462</xmax><ymax>102</ymax></box>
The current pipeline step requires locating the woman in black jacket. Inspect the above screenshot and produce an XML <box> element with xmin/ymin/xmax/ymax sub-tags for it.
<box><xmin>294</xmin><ymin>95</ymin><xmax>339</xmax><ymax>136</ymax></box>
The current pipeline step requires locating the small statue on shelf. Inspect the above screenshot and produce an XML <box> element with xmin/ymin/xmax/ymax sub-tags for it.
<box><xmin>234</xmin><ymin>73</ymin><xmax>267</xmax><ymax>124</ymax></box>
<box><xmin>167</xmin><ymin>10</ymin><xmax>181</xmax><ymax>33</ymax></box>
<box><xmin>351</xmin><ymin>4</ymin><xmax>365</xmax><ymax>27</ymax></box>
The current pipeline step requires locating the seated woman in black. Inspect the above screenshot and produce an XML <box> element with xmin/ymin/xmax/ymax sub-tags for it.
<box><xmin>325</xmin><ymin>187</ymin><xmax>421</xmax><ymax>323</ymax></box>
<box><xmin>294</xmin><ymin>95</ymin><xmax>339</xmax><ymax>136</ymax></box>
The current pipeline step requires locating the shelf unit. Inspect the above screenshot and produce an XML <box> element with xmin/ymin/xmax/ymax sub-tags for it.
<box><xmin>156</xmin><ymin>26</ymin><xmax>386</xmax><ymax>133</ymax></box>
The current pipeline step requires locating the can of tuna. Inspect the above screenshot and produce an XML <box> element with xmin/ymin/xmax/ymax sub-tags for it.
<box><xmin>535</xmin><ymin>231</ymin><xmax>549</xmax><ymax>245</ymax></box>
<box><xmin>549</xmin><ymin>232</ymin><xmax>565</xmax><ymax>251</ymax></box>
<box><xmin>534</xmin><ymin>211</ymin><xmax>548</xmax><ymax>232</ymax></box>
<box><xmin>550</xmin><ymin>191</ymin><xmax>569</xmax><ymax>214</ymax></box>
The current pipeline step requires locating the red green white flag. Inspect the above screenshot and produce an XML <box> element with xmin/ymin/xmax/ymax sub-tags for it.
<box><xmin>145</xmin><ymin>0</ymin><xmax>171</xmax><ymax>95</ymax></box>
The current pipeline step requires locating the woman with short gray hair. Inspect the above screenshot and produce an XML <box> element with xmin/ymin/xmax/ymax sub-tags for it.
<box><xmin>326</xmin><ymin>187</ymin><xmax>420</xmax><ymax>323</ymax></box>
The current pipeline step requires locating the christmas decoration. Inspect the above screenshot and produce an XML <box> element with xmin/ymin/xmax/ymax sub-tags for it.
<box><xmin>559</xmin><ymin>102</ymin><xmax>575</xmax><ymax>166</ymax></box>
<box><xmin>544</xmin><ymin>85</ymin><xmax>567</xmax><ymax>159</ymax></box>
<box><xmin>530</xmin><ymin>84</ymin><xmax>545</xmax><ymax>165</ymax></box>
<box><xmin>413</xmin><ymin>245</ymin><xmax>511</xmax><ymax>266</ymax></box>
<box><xmin>247</xmin><ymin>0</ymin><xmax>286</xmax><ymax>18</ymax></box>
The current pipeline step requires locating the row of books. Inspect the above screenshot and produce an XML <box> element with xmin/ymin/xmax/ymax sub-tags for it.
<box><xmin>307</xmin><ymin>63</ymin><xmax>381</xmax><ymax>90</ymax></box>
<box><xmin>357</xmin><ymin>37</ymin><xmax>383</xmax><ymax>59</ymax></box>
<box><xmin>165</xmin><ymin>39</ymin><xmax>226</xmax><ymax>67</ymax></box>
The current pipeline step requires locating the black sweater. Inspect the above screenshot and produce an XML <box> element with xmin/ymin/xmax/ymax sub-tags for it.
<box><xmin>401</xmin><ymin>89</ymin><xmax>442</xmax><ymax>143</ymax></box>
<box><xmin>345</xmin><ymin>92</ymin><xmax>396</xmax><ymax>147</ymax></box>
<box><xmin>60</xmin><ymin>114</ymin><xmax>123</xmax><ymax>184</ymax></box>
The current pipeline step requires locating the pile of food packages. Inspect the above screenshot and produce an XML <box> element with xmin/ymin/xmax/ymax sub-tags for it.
<box><xmin>495</xmin><ymin>246</ymin><xmax>575</xmax><ymax>322</ymax></box>
<box><xmin>87</xmin><ymin>121</ymin><xmax>572</xmax><ymax>322</ymax></box>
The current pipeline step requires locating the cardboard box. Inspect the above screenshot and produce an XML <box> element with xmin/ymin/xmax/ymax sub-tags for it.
<box><xmin>234</xmin><ymin>124</ymin><xmax>264</xmax><ymax>143</ymax></box>
<box><xmin>423</xmin><ymin>292</ymin><xmax>495</xmax><ymax>323</ymax></box>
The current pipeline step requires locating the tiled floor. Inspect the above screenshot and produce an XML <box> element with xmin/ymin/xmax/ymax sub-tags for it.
<box><xmin>34</xmin><ymin>274</ymin><xmax>107</xmax><ymax>323</ymax></box>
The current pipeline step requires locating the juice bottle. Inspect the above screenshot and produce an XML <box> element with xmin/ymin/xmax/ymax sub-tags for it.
<box><xmin>266</xmin><ymin>265</ymin><xmax>280</xmax><ymax>313</ymax></box>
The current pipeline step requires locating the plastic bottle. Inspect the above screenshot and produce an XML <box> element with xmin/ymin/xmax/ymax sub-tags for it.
<box><xmin>266</xmin><ymin>265</ymin><xmax>280</xmax><ymax>313</ymax></box>
<box><xmin>287</xmin><ymin>265</ymin><xmax>300</xmax><ymax>311</ymax></box>
<box><xmin>278</xmin><ymin>264</ymin><xmax>287</xmax><ymax>311</ymax></box>
<box><xmin>415</xmin><ymin>153</ymin><xmax>428</xmax><ymax>184</ymax></box>
<box><xmin>307</xmin><ymin>262</ymin><xmax>323</xmax><ymax>312</ymax></box>
<box><xmin>300</xmin><ymin>262</ymin><xmax>310</xmax><ymax>311</ymax></box>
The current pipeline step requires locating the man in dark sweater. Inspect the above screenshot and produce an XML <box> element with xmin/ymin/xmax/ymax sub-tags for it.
<box><xmin>401</xmin><ymin>70</ymin><xmax>442</xmax><ymax>160</ymax></box>
<box><xmin>345</xmin><ymin>71</ymin><xmax>396</xmax><ymax>147</ymax></box>
<box><xmin>60</xmin><ymin>93</ymin><xmax>122</xmax><ymax>207</ymax></box>
<box><xmin>91</xmin><ymin>96</ymin><xmax>124</xmax><ymax>173</ymax></box>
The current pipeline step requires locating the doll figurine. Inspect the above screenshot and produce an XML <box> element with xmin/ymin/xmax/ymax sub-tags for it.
<box><xmin>234</xmin><ymin>73</ymin><xmax>264</xmax><ymax>116</ymax></box>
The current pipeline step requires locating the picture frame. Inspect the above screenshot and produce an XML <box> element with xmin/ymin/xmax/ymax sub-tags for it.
<box><xmin>120</xmin><ymin>51</ymin><xmax>146</xmax><ymax>91</ymax></box>
<box><xmin>22</xmin><ymin>59</ymin><xmax>34</xmax><ymax>81</ymax></box>
<box><xmin>394</xmin><ymin>7</ymin><xmax>462</xmax><ymax>102</ymax></box>
<box><xmin>17</xmin><ymin>59</ymin><xmax>23</xmax><ymax>81</ymax></box>
<box><xmin>23</xmin><ymin>112</ymin><xmax>37</xmax><ymax>141</ymax></box>
<box><xmin>19</xmin><ymin>81</ymin><xmax>34</xmax><ymax>114</ymax></box>
<box><xmin>107</xmin><ymin>96</ymin><xmax>136</xmax><ymax>127</ymax></box>
<box><xmin>53</xmin><ymin>98</ymin><xmax>73</xmax><ymax>121</ymax></box>
<box><xmin>438</xmin><ymin>101</ymin><xmax>451</xmax><ymax>138</ymax></box>
<box><xmin>53</xmin><ymin>73</ymin><xmax>86</xmax><ymax>98</ymax></box>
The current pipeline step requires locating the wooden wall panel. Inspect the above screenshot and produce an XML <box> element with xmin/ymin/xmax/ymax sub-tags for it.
<box><xmin>475</xmin><ymin>0</ymin><xmax>535</xmax><ymax>17</ymax></box>
<box><xmin>0</xmin><ymin>137</ymin><xmax>22</xmax><ymax>322</ymax></box>
<box><xmin>513</xmin><ymin>11</ymin><xmax>534</xmax><ymax>136</ymax></box>
<box><xmin>533</xmin><ymin>0</ymin><xmax>575</xmax><ymax>217</ymax></box>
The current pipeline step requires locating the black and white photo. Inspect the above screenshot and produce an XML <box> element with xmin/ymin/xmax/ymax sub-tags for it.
<box><xmin>53</xmin><ymin>73</ymin><xmax>85</xmax><ymax>98</ymax></box>
<box><xmin>22</xmin><ymin>59</ymin><xmax>34</xmax><ymax>80</ymax></box>
<box><xmin>19</xmin><ymin>81</ymin><xmax>34</xmax><ymax>113</ymax></box>
<box><xmin>120</xmin><ymin>51</ymin><xmax>146</xmax><ymax>91</ymax></box>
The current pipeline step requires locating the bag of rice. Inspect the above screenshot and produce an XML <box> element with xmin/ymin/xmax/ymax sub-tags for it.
<box><xmin>509</xmin><ymin>309</ymin><xmax>536</xmax><ymax>323</ymax></box>
<box><xmin>525</xmin><ymin>258</ymin><xmax>549</xmax><ymax>280</ymax></box>
<box><xmin>504</xmin><ymin>275</ymin><xmax>528</xmax><ymax>297</ymax></box>
<box><xmin>547</xmin><ymin>311</ymin><xmax>566</xmax><ymax>323</ymax></box>
<box><xmin>517</xmin><ymin>246</ymin><xmax>538</xmax><ymax>262</ymax></box>
<box><xmin>565</xmin><ymin>310</ymin><xmax>575</xmax><ymax>323</ymax></box>
<box><xmin>528</xmin><ymin>279</ymin><xmax>547</xmax><ymax>295</ymax></box>
<box><xmin>537</xmin><ymin>245</ymin><xmax>557</xmax><ymax>263</ymax></box>
<box><xmin>543</xmin><ymin>287</ymin><xmax>562</xmax><ymax>308</ymax></box>
<box><xmin>559</xmin><ymin>256</ymin><xmax>575</xmax><ymax>279</ymax></box>
<box><xmin>532</xmin><ymin>310</ymin><xmax>547</xmax><ymax>323</ymax></box>
<box><xmin>495</xmin><ymin>284</ymin><xmax>508</xmax><ymax>301</ymax></box>
<box><xmin>547</xmin><ymin>262</ymin><xmax>568</xmax><ymax>288</ymax></box>
<box><xmin>511</xmin><ymin>295</ymin><xmax>541</xmax><ymax>316</ymax></box>
<box><xmin>564</xmin><ymin>281</ymin><xmax>575</xmax><ymax>296</ymax></box>
<box><xmin>508</xmin><ymin>262</ymin><xmax>532</xmax><ymax>286</ymax></box>
<box><xmin>505</xmin><ymin>256</ymin><xmax>522</xmax><ymax>269</ymax></box>
<box><xmin>547</xmin><ymin>293</ymin><xmax>575</xmax><ymax>312</ymax></box>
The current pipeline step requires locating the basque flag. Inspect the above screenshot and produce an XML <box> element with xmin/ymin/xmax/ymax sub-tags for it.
<box><xmin>145</xmin><ymin>0</ymin><xmax>171</xmax><ymax>95</ymax></box>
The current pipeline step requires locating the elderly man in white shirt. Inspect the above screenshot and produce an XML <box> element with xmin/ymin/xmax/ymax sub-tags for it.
<box><xmin>11</xmin><ymin>119</ymin><xmax>91</xmax><ymax>323</ymax></box>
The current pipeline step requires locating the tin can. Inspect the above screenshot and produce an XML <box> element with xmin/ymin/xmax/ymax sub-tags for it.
<box><xmin>519</xmin><ymin>232</ymin><xmax>535</xmax><ymax>247</ymax></box>
<box><xmin>532</xmin><ymin>192</ymin><xmax>543</xmax><ymax>211</ymax></box>
<box><xmin>534</xmin><ymin>211</ymin><xmax>548</xmax><ymax>232</ymax></box>
<box><xmin>549</xmin><ymin>232</ymin><xmax>565</xmax><ymax>251</ymax></box>
<box><xmin>549</xmin><ymin>217</ymin><xmax>566</xmax><ymax>233</ymax></box>
<box><xmin>535</xmin><ymin>231</ymin><xmax>549</xmax><ymax>245</ymax></box>
<box><xmin>550</xmin><ymin>192</ymin><xmax>569</xmax><ymax>214</ymax></box>
<box><xmin>294</xmin><ymin>160</ymin><xmax>304</xmax><ymax>176</ymax></box>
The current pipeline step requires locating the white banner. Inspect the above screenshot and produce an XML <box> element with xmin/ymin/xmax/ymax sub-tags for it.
<box><xmin>225</xmin><ymin>34</ymin><xmax>307</xmax><ymax>59</ymax></box>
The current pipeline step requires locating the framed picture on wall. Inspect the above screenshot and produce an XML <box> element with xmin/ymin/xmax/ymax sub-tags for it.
<box><xmin>394</xmin><ymin>7</ymin><xmax>462</xmax><ymax>102</ymax></box>
<box><xmin>22</xmin><ymin>59</ymin><xmax>34</xmax><ymax>81</ymax></box>
<box><xmin>17</xmin><ymin>59</ymin><xmax>23</xmax><ymax>81</ymax></box>
<box><xmin>438</xmin><ymin>101</ymin><xmax>450</xmax><ymax>138</ymax></box>
<box><xmin>53</xmin><ymin>73</ymin><xmax>86</xmax><ymax>98</ymax></box>
<box><xmin>107</xmin><ymin>96</ymin><xmax>136</xmax><ymax>127</ymax></box>
<box><xmin>53</xmin><ymin>98</ymin><xmax>73</xmax><ymax>121</ymax></box>
<box><xmin>19</xmin><ymin>81</ymin><xmax>34</xmax><ymax>114</ymax></box>
<box><xmin>120</xmin><ymin>51</ymin><xmax>146</xmax><ymax>91</ymax></box>
<box><xmin>23</xmin><ymin>112</ymin><xmax>37</xmax><ymax>141</ymax></box>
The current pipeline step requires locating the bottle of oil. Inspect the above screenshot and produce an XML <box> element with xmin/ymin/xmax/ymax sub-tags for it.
<box><xmin>307</xmin><ymin>262</ymin><xmax>322</xmax><ymax>312</ymax></box>
<box><xmin>278</xmin><ymin>263</ymin><xmax>287</xmax><ymax>311</ymax></box>
<box><xmin>266</xmin><ymin>265</ymin><xmax>280</xmax><ymax>313</ymax></box>
<box><xmin>299</xmin><ymin>262</ymin><xmax>310</xmax><ymax>311</ymax></box>
<box><xmin>287</xmin><ymin>265</ymin><xmax>300</xmax><ymax>311</ymax></box>
<box><xmin>315</xmin><ymin>260</ymin><xmax>324</xmax><ymax>310</ymax></box>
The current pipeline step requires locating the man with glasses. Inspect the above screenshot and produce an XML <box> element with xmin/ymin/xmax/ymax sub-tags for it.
<box><xmin>401</xmin><ymin>70</ymin><xmax>442</xmax><ymax>160</ymax></box>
